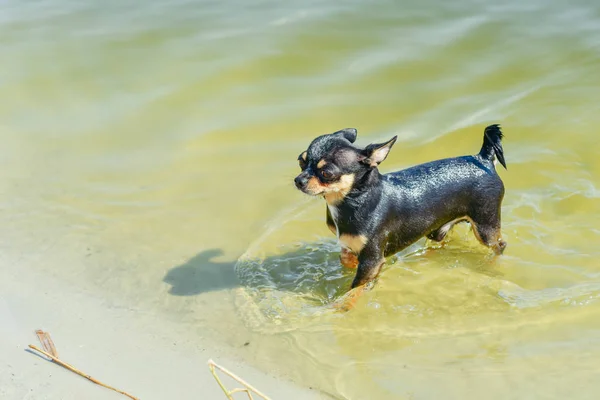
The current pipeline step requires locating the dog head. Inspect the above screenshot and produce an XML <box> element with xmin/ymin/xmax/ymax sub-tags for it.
<box><xmin>294</xmin><ymin>128</ymin><xmax>397</xmax><ymax>204</ymax></box>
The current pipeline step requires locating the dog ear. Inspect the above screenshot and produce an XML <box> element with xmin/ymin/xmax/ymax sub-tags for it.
<box><xmin>333</xmin><ymin>128</ymin><xmax>357</xmax><ymax>143</ymax></box>
<box><xmin>361</xmin><ymin>136</ymin><xmax>397</xmax><ymax>167</ymax></box>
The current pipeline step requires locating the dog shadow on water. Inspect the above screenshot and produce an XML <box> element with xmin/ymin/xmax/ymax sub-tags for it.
<box><xmin>163</xmin><ymin>240</ymin><xmax>355</xmax><ymax>304</ymax></box>
<box><xmin>164</xmin><ymin>249</ymin><xmax>239</xmax><ymax>296</ymax></box>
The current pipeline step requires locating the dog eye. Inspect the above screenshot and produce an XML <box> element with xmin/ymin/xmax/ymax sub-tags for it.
<box><xmin>321</xmin><ymin>170</ymin><xmax>333</xmax><ymax>179</ymax></box>
<box><xmin>298</xmin><ymin>159</ymin><xmax>307</xmax><ymax>169</ymax></box>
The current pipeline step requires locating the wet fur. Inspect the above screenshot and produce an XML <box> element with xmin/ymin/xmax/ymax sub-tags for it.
<box><xmin>295</xmin><ymin>125</ymin><xmax>507</xmax><ymax>291</ymax></box>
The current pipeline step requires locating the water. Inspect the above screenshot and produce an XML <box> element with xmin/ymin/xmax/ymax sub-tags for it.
<box><xmin>2</xmin><ymin>0</ymin><xmax>600</xmax><ymax>398</ymax></box>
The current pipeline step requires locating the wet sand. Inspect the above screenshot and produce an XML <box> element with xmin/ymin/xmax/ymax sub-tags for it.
<box><xmin>0</xmin><ymin>258</ymin><xmax>326</xmax><ymax>400</ymax></box>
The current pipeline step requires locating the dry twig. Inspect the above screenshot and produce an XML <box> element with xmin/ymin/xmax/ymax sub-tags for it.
<box><xmin>208</xmin><ymin>359</ymin><xmax>271</xmax><ymax>400</ymax></box>
<box><xmin>28</xmin><ymin>330</ymin><xmax>138</xmax><ymax>400</ymax></box>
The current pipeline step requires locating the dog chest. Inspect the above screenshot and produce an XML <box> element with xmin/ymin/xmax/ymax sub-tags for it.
<box><xmin>328</xmin><ymin>204</ymin><xmax>368</xmax><ymax>253</ymax></box>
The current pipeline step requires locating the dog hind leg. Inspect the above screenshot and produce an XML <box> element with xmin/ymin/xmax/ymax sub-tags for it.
<box><xmin>467</xmin><ymin>211</ymin><xmax>506</xmax><ymax>255</ymax></box>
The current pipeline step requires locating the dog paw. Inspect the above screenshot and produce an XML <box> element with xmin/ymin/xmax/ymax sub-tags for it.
<box><xmin>339</xmin><ymin>248</ymin><xmax>359</xmax><ymax>269</ymax></box>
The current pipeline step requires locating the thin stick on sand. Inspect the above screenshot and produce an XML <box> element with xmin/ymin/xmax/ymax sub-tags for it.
<box><xmin>28</xmin><ymin>330</ymin><xmax>138</xmax><ymax>400</ymax></box>
<box><xmin>208</xmin><ymin>359</ymin><xmax>271</xmax><ymax>400</ymax></box>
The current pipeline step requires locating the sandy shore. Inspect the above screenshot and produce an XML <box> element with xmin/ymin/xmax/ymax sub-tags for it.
<box><xmin>0</xmin><ymin>259</ymin><xmax>326</xmax><ymax>400</ymax></box>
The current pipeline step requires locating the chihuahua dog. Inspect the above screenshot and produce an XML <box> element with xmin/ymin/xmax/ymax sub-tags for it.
<box><xmin>294</xmin><ymin>125</ymin><xmax>507</xmax><ymax>292</ymax></box>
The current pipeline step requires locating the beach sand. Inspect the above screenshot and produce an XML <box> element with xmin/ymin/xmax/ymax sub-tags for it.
<box><xmin>0</xmin><ymin>258</ymin><xmax>326</xmax><ymax>400</ymax></box>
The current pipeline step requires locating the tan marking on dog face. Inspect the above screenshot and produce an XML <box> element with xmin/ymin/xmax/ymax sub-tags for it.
<box><xmin>303</xmin><ymin>173</ymin><xmax>355</xmax><ymax>200</ymax></box>
<box><xmin>316</xmin><ymin>159</ymin><xmax>327</xmax><ymax>169</ymax></box>
<box><xmin>339</xmin><ymin>234</ymin><xmax>368</xmax><ymax>254</ymax></box>
<box><xmin>305</xmin><ymin>176</ymin><xmax>325</xmax><ymax>195</ymax></box>
<box><xmin>301</xmin><ymin>151</ymin><xmax>307</xmax><ymax>161</ymax></box>
<box><xmin>323</xmin><ymin>174</ymin><xmax>355</xmax><ymax>205</ymax></box>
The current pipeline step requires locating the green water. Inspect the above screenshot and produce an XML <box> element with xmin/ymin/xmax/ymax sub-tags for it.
<box><xmin>2</xmin><ymin>0</ymin><xmax>600</xmax><ymax>398</ymax></box>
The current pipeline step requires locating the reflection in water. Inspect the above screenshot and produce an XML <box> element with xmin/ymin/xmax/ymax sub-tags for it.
<box><xmin>233</xmin><ymin>214</ymin><xmax>503</xmax><ymax>334</ymax></box>
<box><xmin>235</xmin><ymin>211</ymin><xmax>600</xmax><ymax>338</ymax></box>
<box><xmin>235</xmin><ymin>238</ymin><xmax>352</xmax><ymax>332</ymax></box>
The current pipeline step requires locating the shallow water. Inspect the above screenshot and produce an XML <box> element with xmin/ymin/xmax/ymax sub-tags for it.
<box><xmin>2</xmin><ymin>0</ymin><xmax>600</xmax><ymax>398</ymax></box>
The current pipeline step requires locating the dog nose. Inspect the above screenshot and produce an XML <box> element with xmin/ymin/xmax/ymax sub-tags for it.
<box><xmin>294</xmin><ymin>175</ymin><xmax>307</xmax><ymax>189</ymax></box>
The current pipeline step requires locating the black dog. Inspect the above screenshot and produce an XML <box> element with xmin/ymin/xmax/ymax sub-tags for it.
<box><xmin>294</xmin><ymin>125</ymin><xmax>507</xmax><ymax>292</ymax></box>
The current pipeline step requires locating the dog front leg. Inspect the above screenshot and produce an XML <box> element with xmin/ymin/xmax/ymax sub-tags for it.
<box><xmin>351</xmin><ymin>244</ymin><xmax>385</xmax><ymax>289</ymax></box>
<box><xmin>333</xmin><ymin>244</ymin><xmax>384</xmax><ymax>312</ymax></box>
<box><xmin>340</xmin><ymin>247</ymin><xmax>359</xmax><ymax>269</ymax></box>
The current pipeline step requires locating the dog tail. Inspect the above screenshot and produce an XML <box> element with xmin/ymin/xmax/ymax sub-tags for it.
<box><xmin>479</xmin><ymin>124</ymin><xmax>506</xmax><ymax>169</ymax></box>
